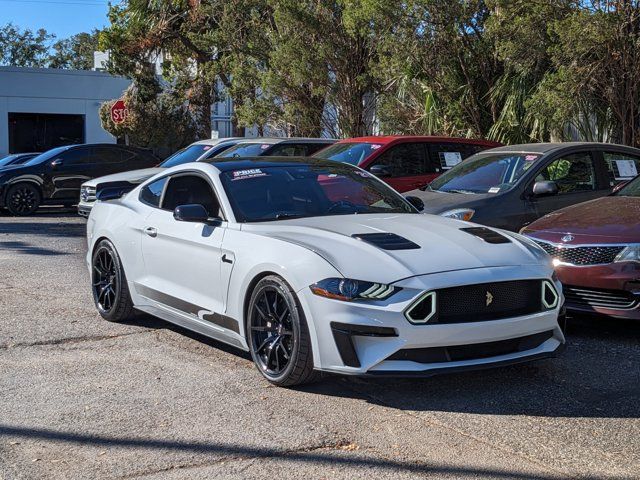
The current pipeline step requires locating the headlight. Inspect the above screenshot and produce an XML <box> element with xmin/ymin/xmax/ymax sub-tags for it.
<box><xmin>614</xmin><ymin>245</ymin><xmax>640</xmax><ymax>263</ymax></box>
<box><xmin>440</xmin><ymin>208</ymin><xmax>475</xmax><ymax>221</ymax></box>
<box><xmin>310</xmin><ymin>278</ymin><xmax>400</xmax><ymax>301</ymax></box>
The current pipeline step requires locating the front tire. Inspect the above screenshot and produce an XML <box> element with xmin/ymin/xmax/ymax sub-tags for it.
<box><xmin>6</xmin><ymin>183</ymin><xmax>41</xmax><ymax>216</ymax></box>
<box><xmin>247</xmin><ymin>275</ymin><xmax>316</xmax><ymax>387</ymax></box>
<box><xmin>91</xmin><ymin>239</ymin><xmax>134</xmax><ymax>322</ymax></box>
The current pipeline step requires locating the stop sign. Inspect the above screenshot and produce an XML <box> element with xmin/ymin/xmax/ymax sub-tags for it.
<box><xmin>110</xmin><ymin>99</ymin><xmax>128</xmax><ymax>124</ymax></box>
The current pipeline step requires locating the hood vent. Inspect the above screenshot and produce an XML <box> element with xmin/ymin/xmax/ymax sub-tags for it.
<box><xmin>460</xmin><ymin>227</ymin><xmax>511</xmax><ymax>244</ymax></box>
<box><xmin>352</xmin><ymin>233</ymin><xmax>420</xmax><ymax>250</ymax></box>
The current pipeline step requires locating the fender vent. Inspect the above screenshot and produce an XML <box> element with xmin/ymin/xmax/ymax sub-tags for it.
<box><xmin>352</xmin><ymin>233</ymin><xmax>420</xmax><ymax>250</ymax></box>
<box><xmin>460</xmin><ymin>227</ymin><xmax>511</xmax><ymax>244</ymax></box>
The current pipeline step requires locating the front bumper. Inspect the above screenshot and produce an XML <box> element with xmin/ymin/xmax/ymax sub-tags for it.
<box><xmin>77</xmin><ymin>201</ymin><xmax>93</xmax><ymax>218</ymax></box>
<box><xmin>299</xmin><ymin>265</ymin><xmax>565</xmax><ymax>375</ymax></box>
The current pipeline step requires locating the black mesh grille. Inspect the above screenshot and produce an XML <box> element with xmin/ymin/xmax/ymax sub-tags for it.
<box><xmin>533</xmin><ymin>240</ymin><xmax>623</xmax><ymax>266</ymax></box>
<box><xmin>352</xmin><ymin>233</ymin><xmax>420</xmax><ymax>250</ymax></box>
<box><xmin>387</xmin><ymin>330</ymin><xmax>554</xmax><ymax>364</ymax></box>
<box><xmin>408</xmin><ymin>280</ymin><xmax>544</xmax><ymax>324</ymax></box>
<box><xmin>564</xmin><ymin>285</ymin><xmax>637</xmax><ymax>309</ymax></box>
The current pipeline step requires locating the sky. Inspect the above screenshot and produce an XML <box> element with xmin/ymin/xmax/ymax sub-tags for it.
<box><xmin>0</xmin><ymin>0</ymin><xmax>114</xmax><ymax>39</ymax></box>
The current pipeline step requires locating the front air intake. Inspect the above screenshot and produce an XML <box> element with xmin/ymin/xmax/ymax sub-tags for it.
<box><xmin>352</xmin><ymin>233</ymin><xmax>420</xmax><ymax>250</ymax></box>
<box><xmin>460</xmin><ymin>227</ymin><xmax>511</xmax><ymax>244</ymax></box>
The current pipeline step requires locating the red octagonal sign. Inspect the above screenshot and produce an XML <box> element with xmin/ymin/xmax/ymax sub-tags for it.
<box><xmin>110</xmin><ymin>99</ymin><xmax>128</xmax><ymax>124</ymax></box>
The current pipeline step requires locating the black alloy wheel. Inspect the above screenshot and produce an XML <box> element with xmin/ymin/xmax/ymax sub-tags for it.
<box><xmin>247</xmin><ymin>276</ymin><xmax>316</xmax><ymax>386</ymax></box>
<box><xmin>91</xmin><ymin>239</ymin><xmax>134</xmax><ymax>322</ymax></box>
<box><xmin>6</xmin><ymin>183</ymin><xmax>41</xmax><ymax>216</ymax></box>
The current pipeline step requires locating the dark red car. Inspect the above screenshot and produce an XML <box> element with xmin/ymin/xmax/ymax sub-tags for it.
<box><xmin>522</xmin><ymin>176</ymin><xmax>640</xmax><ymax>320</ymax></box>
<box><xmin>312</xmin><ymin>136</ymin><xmax>501</xmax><ymax>192</ymax></box>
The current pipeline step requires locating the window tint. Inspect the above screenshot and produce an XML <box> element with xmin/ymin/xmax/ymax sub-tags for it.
<box><xmin>216</xmin><ymin>143</ymin><xmax>270</xmax><ymax>158</ymax></box>
<box><xmin>162</xmin><ymin>175</ymin><xmax>220</xmax><ymax>217</ymax></box>
<box><xmin>536</xmin><ymin>152</ymin><xmax>596</xmax><ymax>194</ymax></box>
<box><xmin>370</xmin><ymin>143</ymin><xmax>426</xmax><ymax>177</ymax></box>
<box><xmin>160</xmin><ymin>145</ymin><xmax>211</xmax><ymax>167</ymax></box>
<box><xmin>312</xmin><ymin>142</ymin><xmax>381</xmax><ymax>165</ymax></box>
<box><xmin>91</xmin><ymin>147</ymin><xmax>123</xmax><ymax>164</ymax></box>
<box><xmin>603</xmin><ymin>151</ymin><xmax>640</xmax><ymax>185</ymax></box>
<box><xmin>305</xmin><ymin>143</ymin><xmax>333</xmax><ymax>156</ymax></box>
<box><xmin>139</xmin><ymin>177</ymin><xmax>168</xmax><ymax>207</ymax></box>
<box><xmin>61</xmin><ymin>148</ymin><xmax>92</xmax><ymax>165</ymax></box>
<box><xmin>268</xmin><ymin>144</ymin><xmax>307</xmax><ymax>157</ymax></box>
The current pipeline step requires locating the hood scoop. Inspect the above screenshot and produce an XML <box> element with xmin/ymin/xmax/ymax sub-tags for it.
<box><xmin>352</xmin><ymin>232</ymin><xmax>420</xmax><ymax>250</ymax></box>
<box><xmin>460</xmin><ymin>227</ymin><xmax>511</xmax><ymax>244</ymax></box>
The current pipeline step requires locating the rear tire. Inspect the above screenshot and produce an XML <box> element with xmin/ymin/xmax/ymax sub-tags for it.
<box><xmin>91</xmin><ymin>239</ymin><xmax>134</xmax><ymax>322</ymax></box>
<box><xmin>247</xmin><ymin>275</ymin><xmax>317</xmax><ymax>387</ymax></box>
<box><xmin>6</xmin><ymin>183</ymin><xmax>41</xmax><ymax>216</ymax></box>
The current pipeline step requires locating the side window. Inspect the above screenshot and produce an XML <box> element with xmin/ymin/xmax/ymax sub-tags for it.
<box><xmin>427</xmin><ymin>143</ymin><xmax>474</xmax><ymax>173</ymax></box>
<box><xmin>269</xmin><ymin>144</ymin><xmax>307</xmax><ymax>157</ymax></box>
<box><xmin>306</xmin><ymin>143</ymin><xmax>332</xmax><ymax>156</ymax></box>
<box><xmin>60</xmin><ymin>148</ymin><xmax>91</xmax><ymax>165</ymax></box>
<box><xmin>91</xmin><ymin>147</ymin><xmax>123</xmax><ymax>164</ymax></box>
<box><xmin>139</xmin><ymin>177</ymin><xmax>168</xmax><ymax>208</ymax></box>
<box><xmin>370</xmin><ymin>143</ymin><xmax>426</xmax><ymax>177</ymax></box>
<box><xmin>536</xmin><ymin>152</ymin><xmax>596</xmax><ymax>194</ymax></box>
<box><xmin>603</xmin><ymin>151</ymin><xmax>640</xmax><ymax>186</ymax></box>
<box><xmin>161</xmin><ymin>174</ymin><xmax>221</xmax><ymax>217</ymax></box>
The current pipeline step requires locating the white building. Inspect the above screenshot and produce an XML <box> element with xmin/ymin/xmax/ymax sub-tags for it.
<box><xmin>0</xmin><ymin>66</ymin><xmax>132</xmax><ymax>156</ymax></box>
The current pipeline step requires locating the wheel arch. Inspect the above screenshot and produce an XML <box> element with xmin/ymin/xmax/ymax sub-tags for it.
<box><xmin>3</xmin><ymin>179</ymin><xmax>43</xmax><ymax>204</ymax></box>
<box><xmin>241</xmin><ymin>270</ymin><xmax>281</xmax><ymax>342</ymax></box>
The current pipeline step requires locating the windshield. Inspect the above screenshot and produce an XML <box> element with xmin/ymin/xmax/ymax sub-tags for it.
<box><xmin>24</xmin><ymin>146</ymin><xmax>71</xmax><ymax>166</ymax></box>
<box><xmin>428</xmin><ymin>153</ymin><xmax>541</xmax><ymax>194</ymax></box>
<box><xmin>216</xmin><ymin>143</ymin><xmax>272</xmax><ymax>158</ymax></box>
<box><xmin>312</xmin><ymin>142</ymin><xmax>381</xmax><ymax>165</ymax></box>
<box><xmin>160</xmin><ymin>144</ymin><xmax>213</xmax><ymax>167</ymax></box>
<box><xmin>0</xmin><ymin>155</ymin><xmax>20</xmax><ymax>167</ymax></box>
<box><xmin>220</xmin><ymin>164</ymin><xmax>415</xmax><ymax>222</ymax></box>
<box><xmin>616</xmin><ymin>175</ymin><xmax>640</xmax><ymax>197</ymax></box>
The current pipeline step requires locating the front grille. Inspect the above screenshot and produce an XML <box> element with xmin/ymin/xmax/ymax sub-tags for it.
<box><xmin>80</xmin><ymin>186</ymin><xmax>96</xmax><ymax>203</ymax></box>
<box><xmin>534</xmin><ymin>240</ymin><xmax>623</xmax><ymax>266</ymax></box>
<box><xmin>418</xmin><ymin>280</ymin><xmax>545</xmax><ymax>324</ymax></box>
<box><xmin>387</xmin><ymin>330</ymin><xmax>554</xmax><ymax>364</ymax></box>
<box><xmin>564</xmin><ymin>286</ymin><xmax>637</xmax><ymax>310</ymax></box>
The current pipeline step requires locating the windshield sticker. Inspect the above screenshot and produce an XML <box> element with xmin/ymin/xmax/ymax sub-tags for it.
<box><xmin>488</xmin><ymin>187</ymin><xmax>501</xmax><ymax>193</ymax></box>
<box><xmin>370</xmin><ymin>144</ymin><xmax>382</xmax><ymax>150</ymax></box>
<box><xmin>525</xmin><ymin>155</ymin><xmax>538</xmax><ymax>161</ymax></box>
<box><xmin>260</xmin><ymin>144</ymin><xmax>270</xmax><ymax>150</ymax></box>
<box><xmin>615</xmin><ymin>159</ymin><xmax>638</xmax><ymax>178</ymax></box>
<box><xmin>232</xmin><ymin>168</ymin><xmax>267</xmax><ymax>180</ymax></box>
<box><xmin>443</xmin><ymin>151</ymin><xmax>463</xmax><ymax>168</ymax></box>
<box><xmin>203</xmin><ymin>146</ymin><xmax>212</xmax><ymax>150</ymax></box>
<box><xmin>355</xmin><ymin>171</ymin><xmax>370</xmax><ymax>177</ymax></box>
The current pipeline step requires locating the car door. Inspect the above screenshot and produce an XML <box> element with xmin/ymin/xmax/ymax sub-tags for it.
<box><xmin>528</xmin><ymin>150</ymin><xmax>605</xmax><ymax>218</ymax></box>
<box><xmin>48</xmin><ymin>146</ymin><xmax>96</xmax><ymax>201</ymax></box>
<box><xmin>366</xmin><ymin>142</ymin><xmax>429</xmax><ymax>192</ymax></box>
<box><xmin>139</xmin><ymin>172</ymin><xmax>230</xmax><ymax>328</ymax></box>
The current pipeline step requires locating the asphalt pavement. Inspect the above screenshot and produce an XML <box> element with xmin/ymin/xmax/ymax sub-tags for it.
<box><xmin>0</xmin><ymin>211</ymin><xmax>639</xmax><ymax>479</ymax></box>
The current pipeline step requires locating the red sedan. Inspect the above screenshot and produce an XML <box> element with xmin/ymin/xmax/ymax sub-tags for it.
<box><xmin>312</xmin><ymin>136</ymin><xmax>501</xmax><ymax>192</ymax></box>
<box><xmin>522</xmin><ymin>176</ymin><xmax>640</xmax><ymax>320</ymax></box>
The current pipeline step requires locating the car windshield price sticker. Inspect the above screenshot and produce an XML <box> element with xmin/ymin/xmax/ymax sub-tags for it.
<box><xmin>615</xmin><ymin>159</ymin><xmax>638</xmax><ymax>178</ymax></box>
<box><xmin>443</xmin><ymin>152</ymin><xmax>462</xmax><ymax>167</ymax></box>
<box><xmin>232</xmin><ymin>168</ymin><xmax>267</xmax><ymax>180</ymax></box>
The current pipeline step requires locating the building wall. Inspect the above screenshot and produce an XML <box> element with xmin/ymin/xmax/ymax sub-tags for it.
<box><xmin>0</xmin><ymin>67</ymin><xmax>131</xmax><ymax>156</ymax></box>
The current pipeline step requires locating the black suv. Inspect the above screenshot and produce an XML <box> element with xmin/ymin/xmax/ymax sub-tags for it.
<box><xmin>0</xmin><ymin>144</ymin><xmax>158</xmax><ymax>216</ymax></box>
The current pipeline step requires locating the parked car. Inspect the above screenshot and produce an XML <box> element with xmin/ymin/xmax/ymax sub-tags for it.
<box><xmin>78</xmin><ymin>138</ymin><xmax>242</xmax><ymax>217</ymax></box>
<box><xmin>0</xmin><ymin>152</ymin><xmax>40</xmax><ymax>168</ymax></box>
<box><xmin>215</xmin><ymin>137</ymin><xmax>336</xmax><ymax>159</ymax></box>
<box><xmin>411</xmin><ymin>142</ymin><xmax>640</xmax><ymax>231</ymax></box>
<box><xmin>0</xmin><ymin>144</ymin><xmax>159</xmax><ymax>216</ymax></box>
<box><xmin>312</xmin><ymin>136</ymin><xmax>501</xmax><ymax>193</ymax></box>
<box><xmin>87</xmin><ymin>157</ymin><xmax>564</xmax><ymax>386</ymax></box>
<box><xmin>522</xmin><ymin>173</ymin><xmax>640</xmax><ymax>320</ymax></box>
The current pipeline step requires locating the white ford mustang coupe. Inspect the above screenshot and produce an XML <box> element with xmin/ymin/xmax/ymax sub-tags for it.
<box><xmin>86</xmin><ymin>157</ymin><xmax>565</xmax><ymax>386</ymax></box>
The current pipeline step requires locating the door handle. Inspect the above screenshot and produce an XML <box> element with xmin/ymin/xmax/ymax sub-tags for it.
<box><xmin>222</xmin><ymin>254</ymin><xmax>233</xmax><ymax>264</ymax></box>
<box><xmin>144</xmin><ymin>227</ymin><xmax>157</xmax><ymax>238</ymax></box>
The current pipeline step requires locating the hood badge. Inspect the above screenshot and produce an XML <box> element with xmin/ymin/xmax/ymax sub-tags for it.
<box><xmin>561</xmin><ymin>234</ymin><xmax>574</xmax><ymax>243</ymax></box>
<box><xmin>486</xmin><ymin>291</ymin><xmax>494</xmax><ymax>306</ymax></box>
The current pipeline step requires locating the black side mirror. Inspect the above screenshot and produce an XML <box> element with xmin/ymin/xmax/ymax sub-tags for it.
<box><xmin>405</xmin><ymin>195</ymin><xmax>424</xmax><ymax>211</ymax></box>
<box><xmin>532</xmin><ymin>181</ymin><xmax>559</xmax><ymax>197</ymax></box>
<box><xmin>369</xmin><ymin>164</ymin><xmax>392</xmax><ymax>177</ymax></box>
<box><xmin>51</xmin><ymin>158</ymin><xmax>63</xmax><ymax>168</ymax></box>
<box><xmin>174</xmin><ymin>204</ymin><xmax>220</xmax><ymax>224</ymax></box>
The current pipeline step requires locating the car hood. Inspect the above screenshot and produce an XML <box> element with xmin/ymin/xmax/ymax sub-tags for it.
<box><xmin>83</xmin><ymin>168</ymin><xmax>163</xmax><ymax>187</ymax></box>
<box><xmin>407</xmin><ymin>189</ymin><xmax>495</xmax><ymax>214</ymax></box>
<box><xmin>523</xmin><ymin>196</ymin><xmax>640</xmax><ymax>243</ymax></box>
<box><xmin>242</xmin><ymin>213</ymin><xmax>543</xmax><ymax>284</ymax></box>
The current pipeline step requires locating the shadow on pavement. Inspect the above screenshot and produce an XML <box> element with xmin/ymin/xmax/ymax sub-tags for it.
<box><xmin>0</xmin><ymin>424</ymin><xmax>559</xmax><ymax>479</ymax></box>
<box><xmin>0</xmin><ymin>220</ymin><xmax>85</xmax><ymax>238</ymax></box>
<box><xmin>0</xmin><ymin>240</ymin><xmax>70</xmax><ymax>256</ymax></box>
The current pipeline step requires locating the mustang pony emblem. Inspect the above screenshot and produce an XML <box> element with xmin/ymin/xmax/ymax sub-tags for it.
<box><xmin>486</xmin><ymin>291</ymin><xmax>494</xmax><ymax>306</ymax></box>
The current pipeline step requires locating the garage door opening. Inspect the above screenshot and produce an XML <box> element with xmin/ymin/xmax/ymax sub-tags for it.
<box><xmin>8</xmin><ymin>112</ymin><xmax>85</xmax><ymax>153</ymax></box>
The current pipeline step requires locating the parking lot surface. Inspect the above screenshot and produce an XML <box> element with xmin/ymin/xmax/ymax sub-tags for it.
<box><xmin>1</xmin><ymin>212</ymin><xmax>639</xmax><ymax>479</ymax></box>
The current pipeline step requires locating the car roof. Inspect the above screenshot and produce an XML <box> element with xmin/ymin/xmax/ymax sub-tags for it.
<box><xmin>192</xmin><ymin>137</ymin><xmax>243</xmax><ymax>146</ymax></box>
<box><xmin>480</xmin><ymin>142</ymin><xmax>640</xmax><ymax>155</ymax></box>
<box><xmin>230</xmin><ymin>137</ymin><xmax>336</xmax><ymax>145</ymax></box>
<box><xmin>208</xmin><ymin>156</ymin><xmax>350</xmax><ymax>172</ymax></box>
<box><xmin>336</xmin><ymin>135</ymin><xmax>501</xmax><ymax>146</ymax></box>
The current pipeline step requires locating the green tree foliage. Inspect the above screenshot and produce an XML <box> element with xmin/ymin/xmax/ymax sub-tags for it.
<box><xmin>48</xmin><ymin>31</ymin><xmax>100</xmax><ymax>70</ymax></box>
<box><xmin>0</xmin><ymin>23</ymin><xmax>54</xmax><ymax>67</ymax></box>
